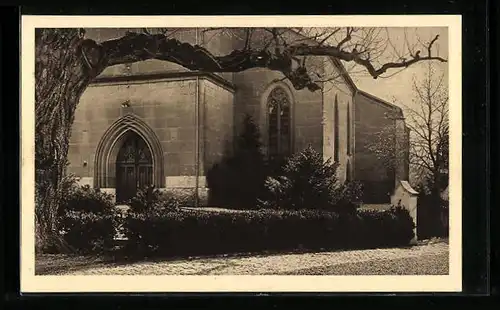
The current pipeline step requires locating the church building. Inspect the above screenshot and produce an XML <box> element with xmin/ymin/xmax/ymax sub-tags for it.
<box><xmin>67</xmin><ymin>28</ymin><xmax>410</xmax><ymax>205</ymax></box>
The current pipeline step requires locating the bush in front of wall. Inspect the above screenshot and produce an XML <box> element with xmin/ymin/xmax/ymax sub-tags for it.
<box><xmin>206</xmin><ymin>114</ymin><xmax>268</xmax><ymax>209</ymax></box>
<box><xmin>258</xmin><ymin>145</ymin><xmax>363</xmax><ymax>214</ymax></box>
<box><xmin>258</xmin><ymin>145</ymin><xmax>341</xmax><ymax>211</ymax></box>
<box><xmin>331</xmin><ymin>180</ymin><xmax>364</xmax><ymax>214</ymax></box>
<box><xmin>128</xmin><ymin>185</ymin><xmax>183</xmax><ymax>213</ymax></box>
<box><xmin>58</xmin><ymin>180</ymin><xmax>117</xmax><ymax>255</ymax></box>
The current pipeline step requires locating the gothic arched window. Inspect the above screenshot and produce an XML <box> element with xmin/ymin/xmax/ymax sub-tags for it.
<box><xmin>267</xmin><ymin>87</ymin><xmax>292</xmax><ymax>162</ymax></box>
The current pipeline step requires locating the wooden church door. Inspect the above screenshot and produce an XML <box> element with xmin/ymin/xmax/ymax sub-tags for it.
<box><xmin>115</xmin><ymin>132</ymin><xmax>153</xmax><ymax>203</ymax></box>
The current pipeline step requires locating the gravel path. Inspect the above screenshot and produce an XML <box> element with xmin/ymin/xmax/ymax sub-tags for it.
<box><xmin>37</xmin><ymin>240</ymin><xmax>449</xmax><ymax>276</ymax></box>
<box><xmin>278</xmin><ymin>253</ymin><xmax>448</xmax><ymax>275</ymax></box>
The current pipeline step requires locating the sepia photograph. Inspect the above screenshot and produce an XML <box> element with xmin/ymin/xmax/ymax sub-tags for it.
<box><xmin>21</xmin><ymin>15</ymin><xmax>462</xmax><ymax>292</ymax></box>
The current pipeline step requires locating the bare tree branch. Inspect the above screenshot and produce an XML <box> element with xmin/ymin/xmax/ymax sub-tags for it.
<box><xmin>317</xmin><ymin>28</ymin><xmax>341</xmax><ymax>46</ymax></box>
<box><xmin>81</xmin><ymin>28</ymin><xmax>447</xmax><ymax>92</ymax></box>
<box><xmin>367</xmin><ymin>61</ymin><xmax>448</xmax><ymax>187</ymax></box>
<box><xmin>427</xmin><ymin>34</ymin><xmax>440</xmax><ymax>57</ymax></box>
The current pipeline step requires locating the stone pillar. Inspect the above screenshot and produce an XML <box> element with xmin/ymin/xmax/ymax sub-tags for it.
<box><xmin>391</xmin><ymin>180</ymin><xmax>419</xmax><ymax>244</ymax></box>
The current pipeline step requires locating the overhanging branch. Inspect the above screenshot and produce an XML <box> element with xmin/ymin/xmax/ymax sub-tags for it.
<box><xmin>87</xmin><ymin>30</ymin><xmax>447</xmax><ymax>91</ymax></box>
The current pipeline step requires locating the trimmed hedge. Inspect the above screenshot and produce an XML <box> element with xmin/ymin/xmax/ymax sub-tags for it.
<box><xmin>61</xmin><ymin>210</ymin><xmax>117</xmax><ymax>254</ymax></box>
<box><xmin>58</xmin><ymin>184</ymin><xmax>117</xmax><ymax>254</ymax></box>
<box><xmin>123</xmin><ymin>205</ymin><xmax>415</xmax><ymax>258</ymax></box>
<box><xmin>356</xmin><ymin>206</ymin><xmax>416</xmax><ymax>247</ymax></box>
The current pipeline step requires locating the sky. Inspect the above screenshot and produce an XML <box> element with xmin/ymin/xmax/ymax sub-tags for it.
<box><xmin>344</xmin><ymin>27</ymin><xmax>449</xmax><ymax>108</ymax></box>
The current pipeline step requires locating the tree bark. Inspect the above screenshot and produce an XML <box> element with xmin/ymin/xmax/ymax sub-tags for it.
<box><xmin>34</xmin><ymin>29</ymin><xmax>99</xmax><ymax>253</ymax></box>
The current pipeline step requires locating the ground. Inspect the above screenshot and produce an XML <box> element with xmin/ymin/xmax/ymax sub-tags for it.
<box><xmin>36</xmin><ymin>238</ymin><xmax>448</xmax><ymax>276</ymax></box>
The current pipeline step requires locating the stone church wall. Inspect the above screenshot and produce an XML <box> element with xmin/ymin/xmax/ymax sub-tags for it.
<box><xmin>202</xmin><ymin>79</ymin><xmax>235</xmax><ymax>177</ymax></box>
<box><xmin>69</xmin><ymin>28</ymin><xmax>238</xmax><ymax>202</ymax></box>
<box><xmin>232</xmin><ymin>68</ymin><xmax>324</xmax><ymax>157</ymax></box>
<box><xmin>68</xmin><ymin>77</ymin><xmax>199</xmax><ymax>193</ymax></box>
<box><xmin>322</xmin><ymin>58</ymin><xmax>355</xmax><ymax>183</ymax></box>
<box><xmin>353</xmin><ymin>91</ymin><xmax>407</xmax><ymax>203</ymax></box>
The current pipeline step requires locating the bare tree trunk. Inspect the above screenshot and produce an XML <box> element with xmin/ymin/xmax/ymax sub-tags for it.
<box><xmin>35</xmin><ymin>29</ymin><xmax>95</xmax><ymax>253</ymax></box>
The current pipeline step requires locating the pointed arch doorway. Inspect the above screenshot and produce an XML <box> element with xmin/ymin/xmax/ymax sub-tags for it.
<box><xmin>115</xmin><ymin>131</ymin><xmax>153</xmax><ymax>203</ymax></box>
<box><xmin>94</xmin><ymin>114</ymin><xmax>165</xmax><ymax>203</ymax></box>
